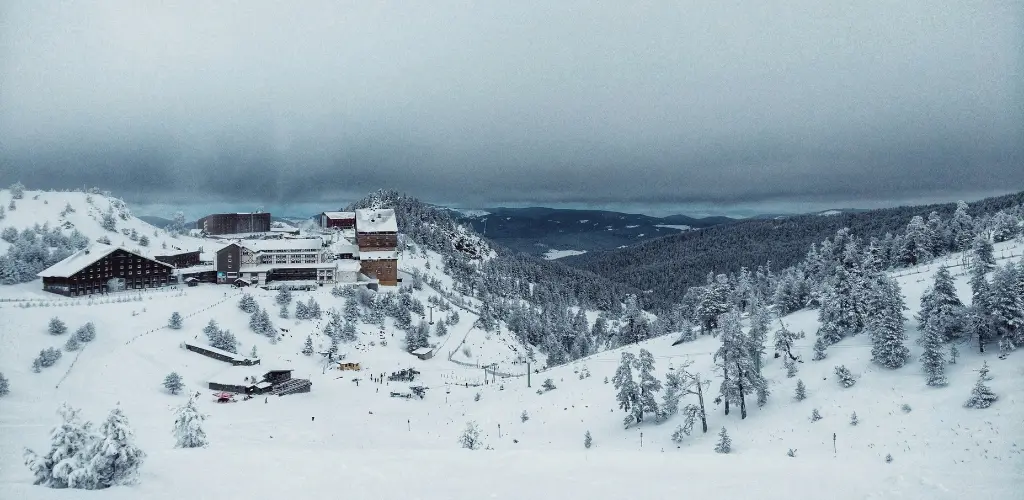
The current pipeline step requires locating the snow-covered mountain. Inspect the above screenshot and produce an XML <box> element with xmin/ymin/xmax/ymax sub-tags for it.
<box><xmin>0</xmin><ymin>188</ymin><xmax>208</xmax><ymax>256</ymax></box>
<box><xmin>0</xmin><ymin>186</ymin><xmax>1021</xmax><ymax>499</ymax></box>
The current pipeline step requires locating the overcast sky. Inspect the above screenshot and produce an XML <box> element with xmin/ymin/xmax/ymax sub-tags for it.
<box><xmin>1</xmin><ymin>1</ymin><xmax>1022</xmax><ymax>217</ymax></box>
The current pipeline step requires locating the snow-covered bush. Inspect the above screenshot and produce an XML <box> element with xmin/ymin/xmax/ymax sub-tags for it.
<box><xmin>787</xmin><ymin>448</ymin><xmax>797</xmax><ymax>457</ymax></box>
<box><xmin>173</xmin><ymin>394</ymin><xmax>207</xmax><ymax>448</ymax></box>
<box><xmin>75</xmin><ymin>323</ymin><xmax>96</xmax><ymax>343</ymax></box>
<box><xmin>714</xmin><ymin>427</ymin><xmax>731</xmax><ymax>454</ymax></box>
<box><xmin>520</xmin><ymin>410</ymin><xmax>529</xmax><ymax>423</ymax></box>
<box><xmin>900</xmin><ymin>403</ymin><xmax>912</xmax><ymax>413</ymax></box>
<box><xmin>834</xmin><ymin>365</ymin><xmax>856</xmax><ymax>388</ymax></box>
<box><xmin>584</xmin><ymin>430</ymin><xmax>592</xmax><ymax>449</ymax></box>
<box><xmin>35</xmin><ymin>348</ymin><xmax>63</xmax><ymax>368</ymax></box>
<box><xmin>0</xmin><ymin>372</ymin><xmax>9</xmax><ymax>396</ymax></box>
<box><xmin>64</xmin><ymin>335</ymin><xmax>81</xmax><ymax>351</ymax></box>
<box><xmin>48</xmin><ymin>317</ymin><xmax>68</xmax><ymax>335</ymax></box>
<box><xmin>458</xmin><ymin>421</ymin><xmax>482</xmax><ymax>450</ymax></box>
<box><xmin>163</xmin><ymin>372</ymin><xmax>184</xmax><ymax>395</ymax></box>
<box><xmin>9</xmin><ymin>182</ymin><xmax>25</xmax><ymax>199</ymax></box>
<box><xmin>885</xmin><ymin>453</ymin><xmax>893</xmax><ymax>463</ymax></box>
<box><xmin>850</xmin><ymin>412</ymin><xmax>859</xmax><ymax>426</ymax></box>
<box><xmin>138</xmin><ymin>235</ymin><xmax>149</xmax><ymax>247</ymax></box>
<box><xmin>474</xmin><ymin>392</ymin><xmax>481</xmax><ymax>402</ymax></box>
<box><xmin>810</xmin><ymin>408</ymin><xmax>822</xmax><ymax>422</ymax></box>
<box><xmin>168</xmin><ymin>312</ymin><xmax>183</xmax><ymax>329</ymax></box>
<box><xmin>542</xmin><ymin>378</ymin><xmax>556</xmax><ymax>391</ymax></box>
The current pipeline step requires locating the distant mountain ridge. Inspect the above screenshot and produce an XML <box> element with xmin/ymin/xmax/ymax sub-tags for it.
<box><xmin>452</xmin><ymin>207</ymin><xmax>735</xmax><ymax>256</ymax></box>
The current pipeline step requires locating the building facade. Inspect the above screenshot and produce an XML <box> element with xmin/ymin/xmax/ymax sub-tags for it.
<box><xmin>197</xmin><ymin>212</ymin><xmax>271</xmax><ymax>235</ymax></box>
<box><xmin>355</xmin><ymin>209</ymin><xmax>399</xmax><ymax>286</ymax></box>
<box><xmin>39</xmin><ymin>245</ymin><xmax>174</xmax><ymax>296</ymax></box>
<box><xmin>154</xmin><ymin>250</ymin><xmax>201</xmax><ymax>269</ymax></box>
<box><xmin>320</xmin><ymin>211</ymin><xmax>356</xmax><ymax>230</ymax></box>
<box><xmin>212</xmin><ymin>238</ymin><xmax>357</xmax><ymax>286</ymax></box>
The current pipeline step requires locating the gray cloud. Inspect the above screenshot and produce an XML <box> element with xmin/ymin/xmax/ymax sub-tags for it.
<box><xmin>1</xmin><ymin>1</ymin><xmax>1022</xmax><ymax>214</ymax></box>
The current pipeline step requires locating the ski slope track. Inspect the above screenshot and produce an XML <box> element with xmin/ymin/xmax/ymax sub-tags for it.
<box><xmin>0</xmin><ymin>194</ymin><xmax>1022</xmax><ymax>499</ymax></box>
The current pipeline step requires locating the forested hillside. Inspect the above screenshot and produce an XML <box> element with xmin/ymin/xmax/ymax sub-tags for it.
<box><xmin>564</xmin><ymin>191</ymin><xmax>1024</xmax><ymax>308</ymax></box>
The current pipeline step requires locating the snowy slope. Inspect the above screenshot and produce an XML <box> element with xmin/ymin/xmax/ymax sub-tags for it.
<box><xmin>0</xmin><ymin>188</ymin><xmax>208</xmax><ymax>256</ymax></box>
<box><xmin>0</xmin><ymin>236</ymin><xmax>1021</xmax><ymax>499</ymax></box>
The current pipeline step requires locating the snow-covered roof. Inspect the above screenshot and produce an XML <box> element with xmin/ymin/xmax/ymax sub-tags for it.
<box><xmin>331</xmin><ymin>239</ymin><xmax>359</xmax><ymax>255</ymax></box>
<box><xmin>183</xmin><ymin>341</ymin><xmax>257</xmax><ymax>362</ymax></box>
<box><xmin>245</xmin><ymin>238</ymin><xmax>323</xmax><ymax>252</ymax></box>
<box><xmin>322</xmin><ymin>211</ymin><xmax>355</xmax><ymax>219</ymax></box>
<box><xmin>243</xmin><ymin>262</ymin><xmax>339</xmax><ymax>272</ymax></box>
<box><xmin>254</xmin><ymin>381</ymin><xmax>272</xmax><ymax>389</ymax></box>
<box><xmin>336</xmin><ymin>259</ymin><xmax>362</xmax><ymax>272</ymax></box>
<box><xmin>411</xmin><ymin>347</ymin><xmax>432</xmax><ymax>355</ymax></box>
<box><xmin>355</xmin><ymin>209</ymin><xmax>398</xmax><ymax>233</ymax></box>
<box><xmin>359</xmin><ymin>250</ymin><xmax>399</xmax><ymax>260</ymax></box>
<box><xmin>38</xmin><ymin>244</ymin><xmax>172</xmax><ymax>278</ymax></box>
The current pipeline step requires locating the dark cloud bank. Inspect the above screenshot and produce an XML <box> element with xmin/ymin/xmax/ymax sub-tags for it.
<box><xmin>1</xmin><ymin>1</ymin><xmax>1022</xmax><ymax>215</ymax></box>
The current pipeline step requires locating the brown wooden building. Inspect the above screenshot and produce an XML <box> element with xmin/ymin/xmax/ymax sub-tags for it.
<box><xmin>197</xmin><ymin>212</ymin><xmax>271</xmax><ymax>235</ymax></box>
<box><xmin>320</xmin><ymin>211</ymin><xmax>356</xmax><ymax>230</ymax></box>
<box><xmin>38</xmin><ymin>244</ymin><xmax>174</xmax><ymax>296</ymax></box>
<box><xmin>154</xmin><ymin>250</ymin><xmax>201</xmax><ymax>268</ymax></box>
<box><xmin>354</xmin><ymin>208</ymin><xmax>399</xmax><ymax>286</ymax></box>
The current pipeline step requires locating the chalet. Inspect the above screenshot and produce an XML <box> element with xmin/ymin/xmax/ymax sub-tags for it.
<box><xmin>197</xmin><ymin>212</ymin><xmax>271</xmax><ymax>235</ymax></box>
<box><xmin>38</xmin><ymin>244</ymin><xmax>174</xmax><ymax>296</ymax></box>
<box><xmin>411</xmin><ymin>347</ymin><xmax>434</xmax><ymax>360</ymax></box>
<box><xmin>320</xmin><ymin>211</ymin><xmax>356</xmax><ymax>230</ymax></box>
<box><xmin>154</xmin><ymin>249</ymin><xmax>201</xmax><ymax>269</ymax></box>
<box><xmin>355</xmin><ymin>208</ymin><xmax>399</xmax><ymax>286</ymax></box>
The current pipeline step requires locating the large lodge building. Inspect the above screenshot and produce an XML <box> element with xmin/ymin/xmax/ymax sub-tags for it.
<box><xmin>38</xmin><ymin>208</ymin><xmax>401</xmax><ymax>295</ymax></box>
<box><xmin>39</xmin><ymin>245</ymin><xmax>174</xmax><ymax>296</ymax></box>
<box><xmin>197</xmin><ymin>212</ymin><xmax>271</xmax><ymax>235</ymax></box>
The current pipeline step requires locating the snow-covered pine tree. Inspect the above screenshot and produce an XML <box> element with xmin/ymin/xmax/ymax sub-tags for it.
<box><xmin>784</xmin><ymin>356</ymin><xmax>798</xmax><ymax>378</ymax></box>
<box><xmin>250</xmin><ymin>345</ymin><xmax>258</xmax><ymax>358</ymax></box>
<box><xmin>917</xmin><ymin>267</ymin><xmax>965</xmax><ymax>342</ymax></box>
<box><xmin>305</xmin><ymin>297</ymin><xmax>322</xmax><ymax>319</ymax></box>
<box><xmin>168</xmin><ymin>312</ymin><xmax>183</xmax><ymax>330</ymax></box>
<box><xmin>342</xmin><ymin>321</ymin><xmax>357</xmax><ymax>341</ymax></box>
<box><xmin>612</xmin><ymin>351</ymin><xmax>639</xmax><ymax>426</ymax></box>
<box><xmin>714</xmin><ymin>310</ymin><xmax>757</xmax><ymax>418</ymax></box>
<box><xmin>695</xmin><ymin>274</ymin><xmax>732</xmax><ymax>333</ymax></box>
<box><xmin>660</xmin><ymin>371</ymin><xmax>684</xmax><ymax>419</ymax></box>
<box><xmin>203</xmin><ymin>320</ymin><xmax>220</xmax><ymax>344</ymax></box>
<box><xmin>48</xmin><ymin>317</ymin><xmax>67</xmax><ymax>335</ymax></box>
<box><xmin>87</xmin><ymin>405</ymin><xmax>146</xmax><ymax>488</ymax></box>
<box><xmin>714</xmin><ymin>427</ymin><xmax>731</xmax><ymax>454</ymax></box>
<box><xmin>163</xmin><ymin>372</ymin><xmax>184</xmax><ymax>395</ymax></box>
<box><xmin>458</xmin><ymin>421</ymin><xmax>482</xmax><ymax>450</ymax></box>
<box><xmin>812</xmin><ymin>336</ymin><xmax>828</xmax><ymax>361</ymax></box>
<box><xmin>979</xmin><ymin>360</ymin><xmax>993</xmax><ymax>381</ymax></box>
<box><xmin>520</xmin><ymin>410</ymin><xmax>529</xmax><ymax>422</ymax></box>
<box><xmin>866</xmin><ymin>273</ymin><xmax>910</xmax><ymax>369</ymax></box>
<box><xmin>279</xmin><ymin>303</ymin><xmax>289</xmax><ymax>319</ymax></box>
<box><xmin>10</xmin><ymin>181</ymin><xmax>25</xmax><ymax>199</ymax></box>
<box><xmin>949</xmin><ymin>201</ymin><xmax>974</xmax><ymax>252</ymax></box>
<box><xmin>964</xmin><ymin>366</ymin><xmax>998</xmax><ymax>409</ymax></box>
<box><xmin>294</xmin><ymin>300</ymin><xmax>310</xmax><ymax>320</ymax></box>
<box><xmin>138</xmin><ymin>235</ymin><xmax>149</xmax><ymax>247</ymax></box>
<box><xmin>435</xmin><ymin>319</ymin><xmax>448</xmax><ymax>337</ymax></box>
<box><xmin>635</xmin><ymin>349</ymin><xmax>661</xmax><ymax>422</ymax></box>
<box><xmin>810</xmin><ymin>408</ymin><xmax>822</xmax><ymax>422</ymax></box>
<box><xmin>834</xmin><ymin>365</ymin><xmax>856</xmax><ymax>388</ymax></box>
<box><xmin>302</xmin><ymin>335</ymin><xmax>314</xmax><ymax>356</ymax></box>
<box><xmin>584</xmin><ymin>431</ymin><xmax>592</xmax><ymax>449</ymax></box>
<box><xmin>344</xmin><ymin>297</ymin><xmax>360</xmax><ymax>323</ymax></box>
<box><xmin>774</xmin><ymin>323</ymin><xmax>804</xmax><ymax>362</ymax></box>
<box><xmin>238</xmin><ymin>293</ymin><xmax>257</xmax><ymax>313</ymax></box>
<box><xmin>795</xmin><ymin>379</ymin><xmax>807</xmax><ymax>401</ymax></box>
<box><xmin>747</xmin><ymin>303</ymin><xmax>771</xmax><ymax>372</ymax></box>
<box><xmin>989</xmin><ymin>261</ymin><xmax>1023</xmax><ymax>352</ymax></box>
<box><xmin>850</xmin><ymin>412</ymin><xmax>859</xmax><ymax>425</ymax></box>
<box><xmin>0</xmin><ymin>372</ymin><xmax>8</xmax><ymax>397</ymax></box>
<box><xmin>900</xmin><ymin>215</ymin><xmax>934</xmax><ymax>266</ymax></box>
<box><xmin>619</xmin><ymin>294</ymin><xmax>651</xmax><ymax>345</ymax></box>
<box><xmin>172</xmin><ymin>394</ymin><xmax>207</xmax><ymax>448</ymax></box>
<box><xmin>918</xmin><ymin>314</ymin><xmax>948</xmax><ymax>387</ymax></box>
<box><xmin>275</xmin><ymin>285</ymin><xmax>292</xmax><ymax>306</ymax></box>
<box><xmin>24</xmin><ymin>403</ymin><xmax>94</xmax><ymax>488</ymax></box>
<box><xmin>212</xmin><ymin>329</ymin><xmax>238</xmax><ymax>354</ymax></box>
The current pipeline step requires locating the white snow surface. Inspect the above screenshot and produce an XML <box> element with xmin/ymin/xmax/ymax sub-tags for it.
<box><xmin>1</xmin><ymin>217</ymin><xmax>1023</xmax><ymax>498</ymax></box>
<box><xmin>542</xmin><ymin>249</ymin><xmax>587</xmax><ymax>260</ymax></box>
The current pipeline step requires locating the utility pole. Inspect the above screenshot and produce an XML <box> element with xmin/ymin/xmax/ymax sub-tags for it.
<box><xmin>428</xmin><ymin>305</ymin><xmax>434</xmax><ymax>325</ymax></box>
<box><xmin>498</xmin><ymin>423</ymin><xmax>502</xmax><ymax>438</ymax></box>
<box><xmin>527</xmin><ymin>362</ymin><xmax>531</xmax><ymax>388</ymax></box>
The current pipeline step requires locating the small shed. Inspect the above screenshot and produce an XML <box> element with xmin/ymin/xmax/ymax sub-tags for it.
<box><xmin>184</xmin><ymin>277</ymin><xmax>199</xmax><ymax>287</ymax></box>
<box><xmin>411</xmin><ymin>347</ymin><xmax>433</xmax><ymax>360</ymax></box>
<box><xmin>263</xmin><ymin>369</ymin><xmax>293</xmax><ymax>384</ymax></box>
<box><xmin>234</xmin><ymin>278</ymin><xmax>252</xmax><ymax>288</ymax></box>
<box><xmin>338</xmin><ymin>362</ymin><xmax>361</xmax><ymax>371</ymax></box>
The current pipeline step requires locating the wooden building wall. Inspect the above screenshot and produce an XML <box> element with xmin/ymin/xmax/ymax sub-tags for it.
<box><xmin>42</xmin><ymin>249</ymin><xmax>172</xmax><ymax>296</ymax></box>
<box><xmin>360</xmin><ymin>259</ymin><xmax>398</xmax><ymax>286</ymax></box>
<box><xmin>356</xmin><ymin>233</ymin><xmax>398</xmax><ymax>250</ymax></box>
